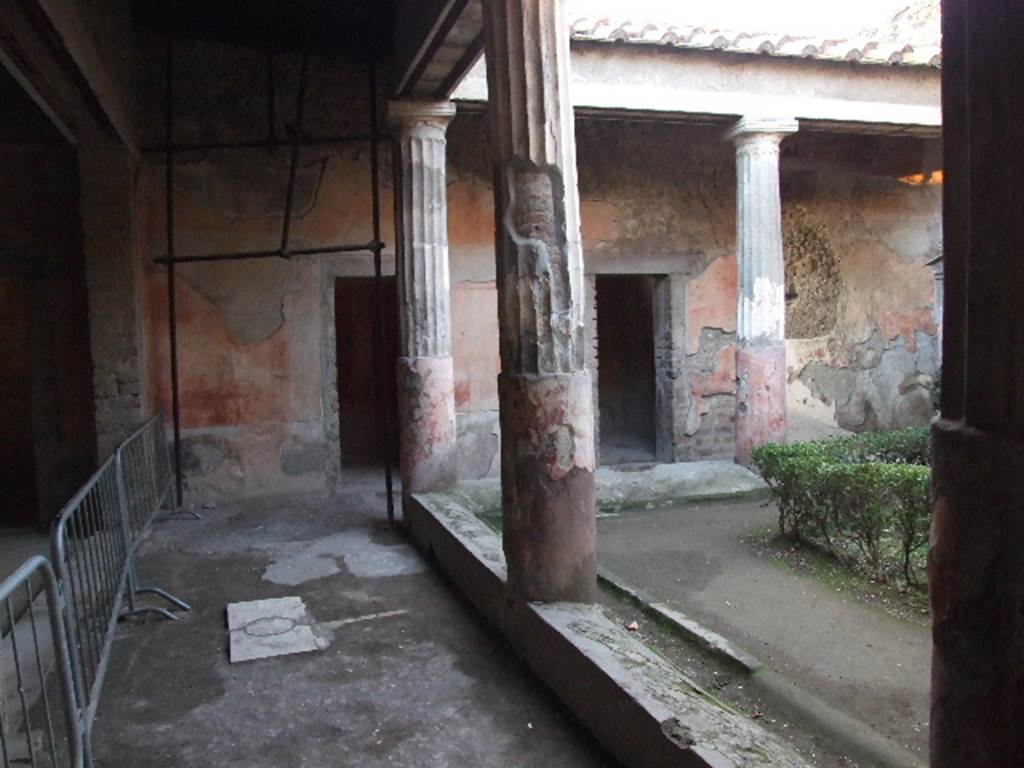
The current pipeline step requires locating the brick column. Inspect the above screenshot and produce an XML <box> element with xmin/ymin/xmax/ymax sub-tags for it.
<box><xmin>483</xmin><ymin>0</ymin><xmax>596</xmax><ymax>602</ymax></box>
<box><xmin>727</xmin><ymin>117</ymin><xmax>798</xmax><ymax>464</ymax></box>
<box><xmin>929</xmin><ymin>2</ymin><xmax>1024</xmax><ymax>765</ymax></box>
<box><xmin>388</xmin><ymin>100</ymin><xmax>458</xmax><ymax>499</ymax></box>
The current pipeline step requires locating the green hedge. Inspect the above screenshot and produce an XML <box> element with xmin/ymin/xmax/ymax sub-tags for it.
<box><xmin>751</xmin><ymin>428</ymin><xmax>931</xmax><ymax>586</ymax></box>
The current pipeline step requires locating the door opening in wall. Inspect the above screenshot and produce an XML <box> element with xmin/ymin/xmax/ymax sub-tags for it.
<box><xmin>0</xmin><ymin>66</ymin><xmax>96</xmax><ymax>530</ymax></box>
<box><xmin>596</xmin><ymin>274</ymin><xmax>658</xmax><ymax>465</ymax></box>
<box><xmin>335</xmin><ymin>276</ymin><xmax>400</xmax><ymax>471</ymax></box>
<box><xmin>0</xmin><ymin>278</ymin><xmax>37</xmax><ymax>526</ymax></box>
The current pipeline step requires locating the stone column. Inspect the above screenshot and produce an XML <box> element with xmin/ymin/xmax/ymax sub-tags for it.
<box><xmin>929</xmin><ymin>2</ymin><xmax>1024</xmax><ymax>765</ymax></box>
<box><xmin>727</xmin><ymin>117</ymin><xmax>798</xmax><ymax>464</ymax></box>
<box><xmin>482</xmin><ymin>0</ymin><xmax>596</xmax><ymax>602</ymax></box>
<box><xmin>388</xmin><ymin>100</ymin><xmax>458</xmax><ymax>498</ymax></box>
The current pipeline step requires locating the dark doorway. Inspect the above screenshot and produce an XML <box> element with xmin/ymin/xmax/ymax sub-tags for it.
<box><xmin>596</xmin><ymin>275</ymin><xmax>657</xmax><ymax>464</ymax></box>
<box><xmin>335</xmin><ymin>276</ymin><xmax>400</xmax><ymax>468</ymax></box>
<box><xmin>0</xmin><ymin>66</ymin><xmax>96</xmax><ymax>529</ymax></box>
<box><xmin>0</xmin><ymin>278</ymin><xmax>38</xmax><ymax>525</ymax></box>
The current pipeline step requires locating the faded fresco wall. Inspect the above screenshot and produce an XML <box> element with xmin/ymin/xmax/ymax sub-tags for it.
<box><xmin>134</xmin><ymin>36</ymin><xmax>940</xmax><ymax>500</ymax></box>
<box><xmin>136</xmin><ymin>37</ymin><xmax>395</xmax><ymax>499</ymax></box>
<box><xmin>781</xmin><ymin>134</ymin><xmax>941</xmax><ymax>435</ymax></box>
<box><xmin>577</xmin><ymin>120</ymin><xmax>739</xmax><ymax>462</ymax></box>
<box><xmin>445</xmin><ymin>116</ymin><xmax>743</xmax><ymax>464</ymax></box>
<box><xmin>441</xmin><ymin>117</ymin><xmax>942</xmax><ymax>463</ymax></box>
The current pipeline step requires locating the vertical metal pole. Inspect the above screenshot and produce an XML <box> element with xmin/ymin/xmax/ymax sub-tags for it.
<box><xmin>266</xmin><ymin>50</ymin><xmax>276</xmax><ymax>150</ymax></box>
<box><xmin>114</xmin><ymin>449</ymin><xmax>137</xmax><ymax>613</ymax></box>
<box><xmin>165</xmin><ymin>36</ymin><xmax>184</xmax><ymax>506</ymax></box>
<box><xmin>369</xmin><ymin>63</ymin><xmax>396</xmax><ymax>524</ymax></box>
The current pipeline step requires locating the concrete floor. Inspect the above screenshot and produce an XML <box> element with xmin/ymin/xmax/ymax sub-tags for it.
<box><xmin>598</xmin><ymin>500</ymin><xmax>930</xmax><ymax>762</ymax></box>
<box><xmin>92</xmin><ymin>487</ymin><xmax>616</xmax><ymax>767</ymax></box>
<box><xmin>0</xmin><ymin>528</ymin><xmax>49</xmax><ymax>580</ymax></box>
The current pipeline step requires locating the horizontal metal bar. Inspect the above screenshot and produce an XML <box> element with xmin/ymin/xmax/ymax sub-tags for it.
<box><xmin>140</xmin><ymin>132</ymin><xmax>384</xmax><ymax>153</ymax></box>
<box><xmin>154</xmin><ymin>249</ymin><xmax>285</xmax><ymax>265</ymax></box>
<box><xmin>290</xmin><ymin>242</ymin><xmax>386</xmax><ymax>257</ymax></box>
<box><xmin>153</xmin><ymin>241</ymin><xmax>385</xmax><ymax>265</ymax></box>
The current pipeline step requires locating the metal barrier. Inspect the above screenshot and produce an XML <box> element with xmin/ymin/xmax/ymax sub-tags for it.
<box><xmin>115</xmin><ymin>413</ymin><xmax>192</xmax><ymax>619</ymax></box>
<box><xmin>51</xmin><ymin>455</ymin><xmax>129</xmax><ymax>743</ymax></box>
<box><xmin>48</xmin><ymin>411</ymin><xmax>190</xmax><ymax>762</ymax></box>
<box><xmin>0</xmin><ymin>556</ymin><xmax>83</xmax><ymax>768</ymax></box>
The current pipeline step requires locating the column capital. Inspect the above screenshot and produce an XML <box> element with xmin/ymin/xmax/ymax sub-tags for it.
<box><xmin>386</xmin><ymin>100</ymin><xmax>457</xmax><ymax>132</ymax></box>
<box><xmin>727</xmin><ymin>116</ymin><xmax>799</xmax><ymax>145</ymax></box>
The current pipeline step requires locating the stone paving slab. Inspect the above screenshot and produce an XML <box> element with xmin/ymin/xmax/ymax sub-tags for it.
<box><xmin>227</xmin><ymin>596</ymin><xmax>322</xmax><ymax>663</ymax></box>
<box><xmin>94</xmin><ymin>492</ymin><xmax>613</xmax><ymax>767</ymax></box>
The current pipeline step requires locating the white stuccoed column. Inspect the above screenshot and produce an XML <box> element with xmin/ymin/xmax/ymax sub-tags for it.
<box><xmin>388</xmin><ymin>100</ymin><xmax>458</xmax><ymax>499</ymax></box>
<box><xmin>483</xmin><ymin>0</ymin><xmax>597</xmax><ymax>602</ymax></box>
<box><xmin>727</xmin><ymin>116</ymin><xmax>798</xmax><ymax>463</ymax></box>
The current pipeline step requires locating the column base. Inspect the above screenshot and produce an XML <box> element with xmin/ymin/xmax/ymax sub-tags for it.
<box><xmin>499</xmin><ymin>371</ymin><xmax>597</xmax><ymax>603</ymax></box>
<box><xmin>929</xmin><ymin>418</ymin><xmax>1024</xmax><ymax>767</ymax></box>
<box><xmin>735</xmin><ymin>344</ymin><xmax>787</xmax><ymax>464</ymax></box>
<box><xmin>397</xmin><ymin>356</ymin><xmax>457</xmax><ymax>498</ymax></box>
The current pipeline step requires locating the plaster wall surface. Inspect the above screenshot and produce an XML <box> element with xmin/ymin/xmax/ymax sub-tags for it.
<box><xmin>134</xmin><ymin>38</ymin><xmax>941</xmax><ymax>500</ymax></box>
<box><xmin>81</xmin><ymin>143</ymin><xmax>146</xmax><ymax>460</ymax></box>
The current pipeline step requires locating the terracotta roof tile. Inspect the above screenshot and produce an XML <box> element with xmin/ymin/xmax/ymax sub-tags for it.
<box><xmin>568</xmin><ymin>17</ymin><xmax>941</xmax><ymax>69</ymax></box>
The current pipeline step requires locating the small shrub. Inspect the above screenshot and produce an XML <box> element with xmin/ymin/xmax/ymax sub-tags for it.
<box><xmin>824</xmin><ymin>427</ymin><xmax>932</xmax><ymax>466</ymax></box>
<box><xmin>885</xmin><ymin>463</ymin><xmax>932</xmax><ymax>585</ymax></box>
<box><xmin>751</xmin><ymin>428</ymin><xmax>932</xmax><ymax>588</ymax></box>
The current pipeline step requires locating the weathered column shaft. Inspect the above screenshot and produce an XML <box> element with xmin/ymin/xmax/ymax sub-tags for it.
<box><xmin>728</xmin><ymin>117</ymin><xmax>797</xmax><ymax>463</ymax></box>
<box><xmin>389</xmin><ymin>100</ymin><xmax>457</xmax><ymax>497</ymax></box>
<box><xmin>929</xmin><ymin>2</ymin><xmax>1024</xmax><ymax>765</ymax></box>
<box><xmin>929</xmin><ymin>421</ymin><xmax>1024</xmax><ymax>767</ymax></box>
<box><xmin>483</xmin><ymin>0</ymin><xmax>596</xmax><ymax>602</ymax></box>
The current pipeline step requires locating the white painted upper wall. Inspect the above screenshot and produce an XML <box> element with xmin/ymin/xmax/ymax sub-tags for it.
<box><xmin>453</xmin><ymin>43</ymin><xmax>941</xmax><ymax>135</ymax></box>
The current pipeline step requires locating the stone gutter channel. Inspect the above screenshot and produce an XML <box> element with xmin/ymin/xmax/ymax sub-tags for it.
<box><xmin>409</xmin><ymin>463</ymin><xmax>808</xmax><ymax>768</ymax></box>
<box><xmin>409</xmin><ymin>463</ymin><xmax>922</xmax><ymax>768</ymax></box>
<box><xmin>597</xmin><ymin>570</ymin><xmax>922</xmax><ymax>768</ymax></box>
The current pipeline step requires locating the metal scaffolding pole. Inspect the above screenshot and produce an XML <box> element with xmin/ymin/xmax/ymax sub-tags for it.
<box><xmin>369</xmin><ymin>63</ymin><xmax>396</xmax><ymax>524</ymax></box>
<box><xmin>164</xmin><ymin>36</ymin><xmax>184</xmax><ymax>506</ymax></box>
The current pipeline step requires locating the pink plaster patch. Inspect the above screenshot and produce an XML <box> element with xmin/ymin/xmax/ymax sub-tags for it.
<box><xmin>397</xmin><ymin>357</ymin><xmax>457</xmax><ymax>494</ymax></box>
<box><xmin>147</xmin><ymin>272</ymin><xmax>296</xmax><ymax>428</ymax></box>
<box><xmin>735</xmin><ymin>345</ymin><xmax>788</xmax><ymax>463</ymax></box>
<box><xmin>580</xmin><ymin>200</ymin><xmax>619</xmax><ymax>248</ymax></box>
<box><xmin>879</xmin><ymin>307</ymin><xmax>937</xmax><ymax>352</ymax></box>
<box><xmin>453</xmin><ymin>381</ymin><xmax>471</xmax><ymax>409</ymax></box>
<box><xmin>692</xmin><ymin>345</ymin><xmax>737</xmax><ymax>397</ymax></box>
<box><xmin>452</xmin><ymin>282</ymin><xmax>500</xmax><ymax>412</ymax></box>
<box><xmin>499</xmin><ymin>372</ymin><xmax>595</xmax><ymax>480</ymax></box>
<box><xmin>686</xmin><ymin>255</ymin><xmax>738</xmax><ymax>355</ymax></box>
